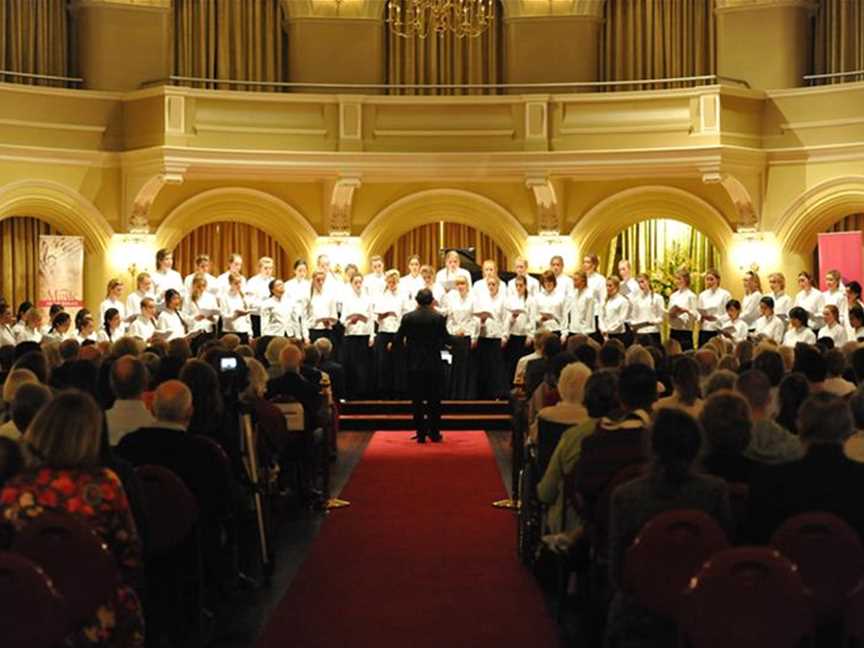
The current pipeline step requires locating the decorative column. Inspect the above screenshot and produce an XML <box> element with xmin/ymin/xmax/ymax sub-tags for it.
<box><xmin>502</xmin><ymin>0</ymin><xmax>606</xmax><ymax>90</ymax></box>
<box><xmin>281</xmin><ymin>0</ymin><xmax>387</xmax><ymax>92</ymax></box>
<box><xmin>716</xmin><ymin>0</ymin><xmax>818</xmax><ymax>90</ymax></box>
<box><xmin>72</xmin><ymin>0</ymin><xmax>171</xmax><ymax>91</ymax></box>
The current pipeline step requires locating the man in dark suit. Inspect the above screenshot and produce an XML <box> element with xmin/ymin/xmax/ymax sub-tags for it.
<box><xmin>748</xmin><ymin>392</ymin><xmax>864</xmax><ymax>543</ymax></box>
<box><xmin>395</xmin><ymin>289</ymin><xmax>451</xmax><ymax>443</ymax></box>
<box><xmin>266</xmin><ymin>344</ymin><xmax>323</xmax><ymax>431</ymax></box>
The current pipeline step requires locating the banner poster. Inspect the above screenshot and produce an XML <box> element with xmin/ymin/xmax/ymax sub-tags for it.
<box><xmin>38</xmin><ymin>235</ymin><xmax>85</xmax><ymax>319</ymax></box>
<box><xmin>817</xmin><ymin>231</ymin><xmax>864</xmax><ymax>290</ymax></box>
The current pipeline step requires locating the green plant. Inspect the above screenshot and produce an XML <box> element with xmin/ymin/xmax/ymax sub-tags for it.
<box><xmin>648</xmin><ymin>243</ymin><xmax>701</xmax><ymax>297</ymax></box>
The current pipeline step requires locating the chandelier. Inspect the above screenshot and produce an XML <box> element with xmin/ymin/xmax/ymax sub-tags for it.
<box><xmin>386</xmin><ymin>0</ymin><xmax>496</xmax><ymax>39</ymax></box>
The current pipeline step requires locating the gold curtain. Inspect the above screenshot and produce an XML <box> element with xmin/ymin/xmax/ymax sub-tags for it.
<box><xmin>812</xmin><ymin>0</ymin><xmax>864</xmax><ymax>83</ymax></box>
<box><xmin>600</xmin><ymin>0</ymin><xmax>716</xmax><ymax>89</ymax></box>
<box><xmin>173</xmin><ymin>0</ymin><xmax>287</xmax><ymax>90</ymax></box>
<box><xmin>0</xmin><ymin>0</ymin><xmax>70</xmax><ymax>86</ymax></box>
<box><xmin>383</xmin><ymin>221</ymin><xmax>507</xmax><ymax>271</ymax></box>
<box><xmin>386</xmin><ymin>0</ymin><xmax>502</xmax><ymax>95</ymax></box>
<box><xmin>0</xmin><ymin>216</ymin><xmax>57</xmax><ymax>310</ymax></box>
<box><xmin>606</xmin><ymin>219</ymin><xmax>718</xmax><ymax>295</ymax></box>
<box><xmin>174</xmin><ymin>222</ymin><xmax>294</xmax><ymax>279</ymax></box>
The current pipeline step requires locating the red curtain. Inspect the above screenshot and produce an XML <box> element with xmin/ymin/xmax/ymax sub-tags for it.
<box><xmin>383</xmin><ymin>221</ymin><xmax>507</xmax><ymax>271</ymax></box>
<box><xmin>0</xmin><ymin>216</ymin><xmax>58</xmax><ymax>310</ymax></box>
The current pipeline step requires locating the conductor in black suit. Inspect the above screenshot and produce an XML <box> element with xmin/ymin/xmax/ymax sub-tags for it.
<box><xmin>395</xmin><ymin>288</ymin><xmax>451</xmax><ymax>443</ymax></box>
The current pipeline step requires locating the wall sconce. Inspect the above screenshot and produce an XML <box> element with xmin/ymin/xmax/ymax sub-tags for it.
<box><xmin>110</xmin><ymin>234</ymin><xmax>156</xmax><ymax>286</ymax></box>
<box><xmin>731</xmin><ymin>228</ymin><xmax>779</xmax><ymax>274</ymax></box>
<box><xmin>313</xmin><ymin>235</ymin><xmax>364</xmax><ymax>274</ymax></box>
<box><xmin>525</xmin><ymin>235</ymin><xmax>577</xmax><ymax>272</ymax></box>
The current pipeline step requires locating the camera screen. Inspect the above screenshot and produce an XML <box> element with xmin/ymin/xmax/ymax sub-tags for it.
<box><xmin>220</xmin><ymin>357</ymin><xmax>238</xmax><ymax>371</ymax></box>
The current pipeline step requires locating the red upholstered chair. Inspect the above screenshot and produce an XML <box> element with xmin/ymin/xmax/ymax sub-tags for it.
<box><xmin>0</xmin><ymin>551</ymin><xmax>67</xmax><ymax>648</ymax></box>
<box><xmin>679</xmin><ymin>547</ymin><xmax>812</xmax><ymax>648</ymax></box>
<box><xmin>771</xmin><ymin>512</ymin><xmax>864</xmax><ymax>623</ymax></box>
<box><xmin>135</xmin><ymin>464</ymin><xmax>199</xmax><ymax>556</ymax></box>
<box><xmin>622</xmin><ymin>509</ymin><xmax>729</xmax><ymax>619</ymax></box>
<box><xmin>11</xmin><ymin>512</ymin><xmax>118</xmax><ymax>634</ymax></box>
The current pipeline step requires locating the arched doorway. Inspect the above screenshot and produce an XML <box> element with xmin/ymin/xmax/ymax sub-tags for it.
<box><xmin>0</xmin><ymin>216</ymin><xmax>59</xmax><ymax>310</ymax></box>
<box><xmin>174</xmin><ymin>221</ymin><xmax>297</xmax><ymax>279</ymax></box>
<box><xmin>383</xmin><ymin>220</ymin><xmax>508</xmax><ymax>271</ymax></box>
<box><xmin>606</xmin><ymin>218</ymin><xmax>720</xmax><ymax>295</ymax></box>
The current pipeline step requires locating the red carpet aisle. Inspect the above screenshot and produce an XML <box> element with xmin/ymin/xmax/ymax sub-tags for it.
<box><xmin>257</xmin><ymin>432</ymin><xmax>562</xmax><ymax>648</ymax></box>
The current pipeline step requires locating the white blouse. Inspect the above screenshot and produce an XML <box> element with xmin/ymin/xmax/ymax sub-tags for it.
<box><xmin>215</xmin><ymin>272</ymin><xmax>247</xmax><ymax>299</ymax></box>
<box><xmin>285</xmin><ymin>277</ymin><xmax>311</xmax><ymax>305</ymax></box>
<box><xmin>534</xmin><ymin>289</ymin><xmax>565</xmax><ymax>333</ymax></box>
<box><xmin>374</xmin><ymin>289</ymin><xmax>405</xmax><ymax>335</ymax></box>
<box><xmin>618</xmin><ymin>277</ymin><xmax>641</xmax><ymax>299</ymax></box>
<box><xmin>127</xmin><ymin>316</ymin><xmax>156</xmax><ymax>341</ymax></box>
<box><xmin>260</xmin><ymin>295</ymin><xmax>304</xmax><ymax>338</ymax></box>
<box><xmin>0</xmin><ymin>324</ymin><xmax>16</xmax><ymax>348</ymax></box>
<box><xmin>14</xmin><ymin>326</ymin><xmax>42</xmax><ymax>344</ymax></box>
<box><xmin>667</xmin><ymin>288</ymin><xmax>698</xmax><ymax>331</ymax></box>
<box><xmin>152</xmin><ymin>269</ymin><xmax>184</xmax><ymax>304</ymax></box>
<box><xmin>721</xmin><ymin>317</ymin><xmax>749</xmax><ymax>343</ymax></box>
<box><xmin>783</xmin><ymin>326</ymin><xmax>816</xmax><ymax>347</ymax></box>
<box><xmin>183</xmin><ymin>292</ymin><xmax>219</xmax><ymax>335</ymax></box>
<box><xmin>772</xmin><ymin>292</ymin><xmax>792</xmax><ymax>321</ymax></box>
<box><xmin>697</xmin><ymin>287</ymin><xmax>731</xmax><ymax>332</ymax></box>
<box><xmin>741</xmin><ymin>291</ymin><xmax>763</xmax><ymax>327</ymax></box>
<box><xmin>564</xmin><ymin>288</ymin><xmax>595</xmax><ymax>335</ymax></box>
<box><xmin>399</xmin><ymin>274</ymin><xmax>425</xmax><ymax>302</ymax></box>
<box><xmin>586</xmin><ymin>272</ymin><xmax>607</xmax><ymax>306</ymax></box>
<box><xmin>506</xmin><ymin>295</ymin><xmax>536</xmax><ymax>338</ymax></box>
<box><xmin>507</xmin><ymin>275</ymin><xmax>540</xmax><ymax>299</ymax></box>
<box><xmin>99</xmin><ymin>297</ymin><xmax>127</xmax><ymax>325</ymax></box>
<box><xmin>851</xmin><ymin>326</ymin><xmax>864</xmax><ymax>342</ymax></box>
<box><xmin>363</xmin><ymin>273</ymin><xmax>387</xmax><ymax>300</ymax></box>
<box><xmin>794</xmin><ymin>288</ymin><xmax>825</xmax><ymax>329</ymax></box>
<box><xmin>183</xmin><ymin>272</ymin><xmax>219</xmax><ymax>298</ymax></box>
<box><xmin>220</xmin><ymin>291</ymin><xmax>252</xmax><ymax>334</ymax></box>
<box><xmin>472</xmin><ymin>291</ymin><xmax>508</xmax><ymax>339</ymax></box>
<box><xmin>125</xmin><ymin>290</ymin><xmax>154</xmax><ymax>319</ymax></box>
<box><xmin>628</xmin><ymin>291</ymin><xmax>665</xmax><ymax>334</ymax></box>
<box><xmin>157</xmin><ymin>309</ymin><xmax>189</xmax><ymax>341</ymax></box>
<box><xmin>600</xmin><ymin>293</ymin><xmax>630</xmax><ymax>335</ymax></box>
<box><xmin>436</xmin><ymin>267</ymin><xmax>472</xmax><ymax>294</ymax></box>
<box><xmin>306</xmin><ymin>292</ymin><xmax>338</xmax><ymax>333</ymax></box>
<box><xmin>445</xmin><ymin>290</ymin><xmax>476</xmax><ymax>340</ymax></box>
<box><xmin>753</xmin><ymin>315</ymin><xmax>785</xmax><ymax>344</ymax></box>
<box><xmin>341</xmin><ymin>291</ymin><xmax>376</xmax><ymax>338</ymax></box>
<box><xmin>818</xmin><ymin>321</ymin><xmax>848</xmax><ymax>347</ymax></box>
<box><xmin>245</xmin><ymin>274</ymin><xmax>275</xmax><ymax>316</ymax></box>
<box><xmin>96</xmin><ymin>327</ymin><xmax>122</xmax><ymax>345</ymax></box>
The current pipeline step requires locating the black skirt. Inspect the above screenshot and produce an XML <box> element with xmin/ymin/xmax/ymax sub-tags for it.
<box><xmin>448</xmin><ymin>335</ymin><xmax>475</xmax><ymax>400</ymax></box>
<box><xmin>670</xmin><ymin>328</ymin><xmax>694</xmax><ymax>351</ymax></box>
<box><xmin>342</xmin><ymin>335</ymin><xmax>372</xmax><ymax>399</ymax></box>
<box><xmin>504</xmin><ymin>335</ymin><xmax>531</xmax><ymax>387</ymax></box>
<box><xmin>475</xmin><ymin>337</ymin><xmax>508</xmax><ymax>400</ymax></box>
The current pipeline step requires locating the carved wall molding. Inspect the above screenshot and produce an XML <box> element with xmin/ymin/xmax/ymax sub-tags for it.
<box><xmin>328</xmin><ymin>174</ymin><xmax>363</xmax><ymax>235</ymax></box>
<box><xmin>526</xmin><ymin>174</ymin><xmax>561</xmax><ymax>235</ymax></box>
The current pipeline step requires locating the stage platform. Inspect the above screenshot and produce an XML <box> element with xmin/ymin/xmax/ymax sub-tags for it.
<box><xmin>338</xmin><ymin>400</ymin><xmax>512</xmax><ymax>431</ymax></box>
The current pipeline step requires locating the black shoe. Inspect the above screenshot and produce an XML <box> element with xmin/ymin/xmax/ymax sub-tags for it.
<box><xmin>430</xmin><ymin>433</ymin><xmax>443</xmax><ymax>443</ymax></box>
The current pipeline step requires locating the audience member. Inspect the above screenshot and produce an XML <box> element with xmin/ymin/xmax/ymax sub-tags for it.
<box><xmin>1</xmin><ymin>382</ymin><xmax>52</xmax><ymax>441</ymax></box>
<box><xmin>823</xmin><ymin>348</ymin><xmax>856</xmax><ymax>397</ymax></box>
<box><xmin>845</xmin><ymin>387</ymin><xmax>864</xmax><ymax>463</ymax></box>
<box><xmin>315</xmin><ymin>337</ymin><xmax>346</xmax><ymax>402</ymax></box>
<box><xmin>793</xmin><ymin>344</ymin><xmax>827</xmax><ymax>391</ymax></box>
<box><xmin>735</xmin><ymin>369</ymin><xmax>803</xmax><ymax>464</ymax></box>
<box><xmin>606</xmin><ymin>408</ymin><xmax>732</xmax><ymax>648</ymax></box>
<box><xmin>0</xmin><ymin>436</ymin><xmax>22</xmax><ymax>488</ymax></box>
<box><xmin>748</xmin><ymin>392</ymin><xmax>864</xmax><ymax>542</ymax></box>
<box><xmin>776</xmin><ymin>372</ymin><xmax>810</xmax><ymax>435</ymax></box>
<box><xmin>1</xmin><ymin>389</ymin><xmax>145</xmax><ymax>646</ymax></box>
<box><xmin>654</xmin><ymin>355</ymin><xmax>703</xmax><ymax>417</ymax></box>
<box><xmin>266</xmin><ymin>344</ymin><xmax>323</xmax><ymax>431</ymax></box>
<box><xmin>265</xmin><ymin>337</ymin><xmax>291</xmax><ymax>379</ymax></box>
<box><xmin>106</xmin><ymin>355</ymin><xmax>155</xmax><ymax>446</ymax></box>
<box><xmin>703</xmin><ymin>369</ymin><xmax>737</xmax><ymax>396</ymax></box>
<box><xmin>530</xmin><ymin>362</ymin><xmax>591</xmax><ymax>443</ymax></box>
<box><xmin>11</xmin><ymin>350</ymin><xmax>49</xmax><ymax>384</ymax></box>
<box><xmin>698</xmin><ymin>391</ymin><xmax>757</xmax><ymax>483</ymax></box>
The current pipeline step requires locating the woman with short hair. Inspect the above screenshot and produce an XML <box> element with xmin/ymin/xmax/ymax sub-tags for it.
<box><xmin>0</xmin><ymin>390</ymin><xmax>145</xmax><ymax>647</ymax></box>
<box><xmin>794</xmin><ymin>271</ymin><xmax>825</xmax><ymax>331</ymax></box>
<box><xmin>697</xmin><ymin>268</ymin><xmax>731</xmax><ymax>347</ymax></box>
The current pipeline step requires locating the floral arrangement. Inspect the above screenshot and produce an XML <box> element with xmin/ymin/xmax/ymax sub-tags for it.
<box><xmin>647</xmin><ymin>243</ymin><xmax>703</xmax><ymax>297</ymax></box>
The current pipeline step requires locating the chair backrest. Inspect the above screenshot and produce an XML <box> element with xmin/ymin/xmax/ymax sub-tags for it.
<box><xmin>622</xmin><ymin>509</ymin><xmax>729</xmax><ymax>619</ymax></box>
<box><xmin>771</xmin><ymin>512</ymin><xmax>864</xmax><ymax>621</ymax></box>
<box><xmin>184</xmin><ymin>435</ymin><xmax>235</xmax><ymax>519</ymax></box>
<box><xmin>272</xmin><ymin>398</ymin><xmax>305</xmax><ymax>433</ymax></box>
<box><xmin>135</xmin><ymin>464</ymin><xmax>199</xmax><ymax>556</ymax></box>
<box><xmin>11</xmin><ymin>512</ymin><xmax>118</xmax><ymax>631</ymax></box>
<box><xmin>727</xmin><ymin>481</ymin><xmax>750</xmax><ymax>540</ymax></box>
<box><xmin>587</xmin><ymin>462</ymin><xmax>646</xmax><ymax>561</ymax></box>
<box><xmin>844</xmin><ymin>579</ymin><xmax>864</xmax><ymax>642</ymax></box>
<box><xmin>680</xmin><ymin>547</ymin><xmax>812</xmax><ymax>648</ymax></box>
<box><xmin>535</xmin><ymin>418</ymin><xmax>571</xmax><ymax>478</ymax></box>
<box><xmin>0</xmin><ymin>551</ymin><xmax>67</xmax><ymax>648</ymax></box>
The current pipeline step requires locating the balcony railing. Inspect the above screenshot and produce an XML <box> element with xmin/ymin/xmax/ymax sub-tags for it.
<box><xmin>803</xmin><ymin>69</ymin><xmax>864</xmax><ymax>86</ymax></box>
<box><xmin>0</xmin><ymin>70</ymin><xmax>84</xmax><ymax>88</ymax></box>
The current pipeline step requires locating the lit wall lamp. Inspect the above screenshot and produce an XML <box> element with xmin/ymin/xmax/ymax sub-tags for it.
<box><xmin>730</xmin><ymin>227</ymin><xmax>779</xmax><ymax>274</ymax></box>
<box><xmin>525</xmin><ymin>235</ymin><xmax>577</xmax><ymax>272</ymax></box>
<box><xmin>110</xmin><ymin>234</ymin><xmax>156</xmax><ymax>286</ymax></box>
<box><xmin>313</xmin><ymin>235</ymin><xmax>365</xmax><ymax>274</ymax></box>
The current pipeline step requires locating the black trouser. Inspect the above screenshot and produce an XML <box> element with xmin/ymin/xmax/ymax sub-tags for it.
<box><xmin>504</xmin><ymin>335</ymin><xmax>531</xmax><ymax>387</ymax></box>
<box><xmin>374</xmin><ymin>332</ymin><xmax>398</xmax><ymax>398</ymax></box>
<box><xmin>449</xmin><ymin>336</ymin><xmax>475</xmax><ymax>400</ymax></box>
<box><xmin>309</xmin><ymin>329</ymin><xmax>333</xmax><ymax>345</ymax></box>
<box><xmin>250</xmin><ymin>314</ymin><xmax>261</xmax><ymax>339</ymax></box>
<box><xmin>342</xmin><ymin>335</ymin><xmax>372</xmax><ymax>399</ymax></box>
<box><xmin>475</xmin><ymin>337</ymin><xmax>508</xmax><ymax>400</ymax></box>
<box><xmin>670</xmin><ymin>328</ymin><xmax>693</xmax><ymax>351</ymax></box>
<box><xmin>609</xmin><ymin>331</ymin><xmax>631</xmax><ymax>348</ymax></box>
<box><xmin>698</xmin><ymin>330</ymin><xmax>719</xmax><ymax>347</ymax></box>
<box><xmin>409</xmin><ymin>367</ymin><xmax>443</xmax><ymax>440</ymax></box>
